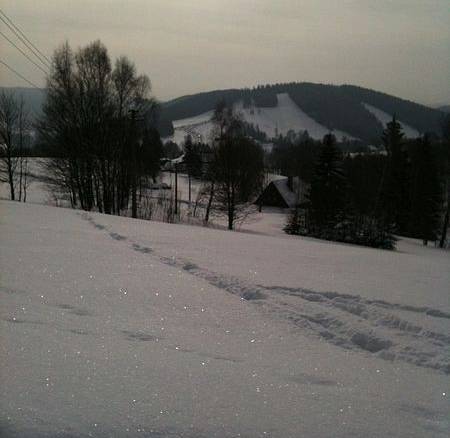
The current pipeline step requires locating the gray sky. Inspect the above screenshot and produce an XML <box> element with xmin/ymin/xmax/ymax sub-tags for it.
<box><xmin>0</xmin><ymin>0</ymin><xmax>449</xmax><ymax>105</ymax></box>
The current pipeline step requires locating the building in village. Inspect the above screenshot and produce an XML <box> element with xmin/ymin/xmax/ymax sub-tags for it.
<box><xmin>256</xmin><ymin>176</ymin><xmax>308</xmax><ymax>209</ymax></box>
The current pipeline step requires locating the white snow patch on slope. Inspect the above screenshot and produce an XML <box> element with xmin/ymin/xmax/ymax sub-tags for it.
<box><xmin>363</xmin><ymin>103</ymin><xmax>420</xmax><ymax>138</ymax></box>
<box><xmin>1</xmin><ymin>200</ymin><xmax>449</xmax><ymax>437</ymax></box>
<box><xmin>236</xmin><ymin>93</ymin><xmax>354</xmax><ymax>141</ymax></box>
<box><xmin>172</xmin><ymin>111</ymin><xmax>215</xmax><ymax>129</ymax></box>
<box><xmin>165</xmin><ymin>93</ymin><xmax>355</xmax><ymax>144</ymax></box>
<box><xmin>166</xmin><ymin>110</ymin><xmax>215</xmax><ymax>145</ymax></box>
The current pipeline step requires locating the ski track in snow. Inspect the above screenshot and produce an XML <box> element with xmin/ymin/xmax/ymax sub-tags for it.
<box><xmin>81</xmin><ymin>213</ymin><xmax>450</xmax><ymax>375</ymax></box>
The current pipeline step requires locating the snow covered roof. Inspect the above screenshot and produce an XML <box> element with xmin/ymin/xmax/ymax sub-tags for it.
<box><xmin>272</xmin><ymin>178</ymin><xmax>298</xmax><ymax>208</ymax></box>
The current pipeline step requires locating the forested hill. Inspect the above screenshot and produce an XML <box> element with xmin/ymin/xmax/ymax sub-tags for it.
<box><xmin>159</xmin><ymin>83</ymin><xmax>445</xmax><ymax>143</ymax></box>
<box><xmin>2</xmin><ymin>83</ymin><xmax>445</xmax><ymax>143</ymax></box>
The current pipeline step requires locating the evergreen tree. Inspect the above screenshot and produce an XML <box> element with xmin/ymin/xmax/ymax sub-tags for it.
<box><xmin>307</xmin><ymin>134</ymin><xmax>346</xmax><ymax>234</ymax></box>
<box><xmin>163</xmin><ymin>141</ymin><xmax>181</xmax><ymax>159</ymax></box>
<box><xmin>284</xmin><ymin>208</ymin><xmax>303</xmax><ymax>235</ymax></box>
<box><xmin>378</xmin><ymin>115</ymin><xmax>410</xmax><ymax>231</ymax></box>
<box><xmin>409</xmin><ymin>134</ymin><xmax>442</xmax><ymax>244</ymax></box>
<box><xmin>141</xmin><ymin>127</ymin><xmax>163</xmax><ymax>183</ymax></box>
<box><xmin>439</xmin><ymin>115</ymin><xmax>450</xmax><ymax>248</ymax></box>
<box><xmin>183</xmin><ymin>135</ymin><xmax>203</xmax><ymax>178</ymax></box>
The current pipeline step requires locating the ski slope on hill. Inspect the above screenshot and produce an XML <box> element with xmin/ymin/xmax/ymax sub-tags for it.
<box><xmin>363</xmin><ymin>103</ymin><xmax>420</xmax><ymax>138</ymax></box>
<box><xmin>235</xmin><ymin>93</ymin><xmax>354</xmax><ymax>141</ymax></box>
<box><xmin>166</xmin><ymin>93</ymin><xmax>355</xmax><ymax>145</ymax></box>
<box><xmin>1</xmin><ymin>200</ymin><xmax>449</xmax><ymax>437</ymax></box>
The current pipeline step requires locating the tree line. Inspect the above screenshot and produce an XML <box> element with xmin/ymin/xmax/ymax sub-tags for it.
<box><xmin>156</xmin><ymin>82</ymin><xmax>445</xmax><ymax>142</ymax></box>
<box><xmin>33</xmin><ymin>40</ymin><xmax>163</xmax><ymax>217</ymax></box>
<box><xmin>1</xmin><ymin>39</ymin><xmax>265</xmax><ymax>231</ymax></box>
<box><xmin>283</xmin><ymin>116</ymin><xmax>450</xmax><ymax>249</ymax></box>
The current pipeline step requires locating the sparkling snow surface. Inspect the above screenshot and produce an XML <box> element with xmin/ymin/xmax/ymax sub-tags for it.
<box><xmin>363</xmin><ymin>103</ymin><xmax>420</xmax><ymax>138</ymax></box>
<box><xmin>166</xmin><ymin>94</ymin><xmax>354</xmax><ymax>145</ymax></box>
<box><xmin>1</xmin><ymin>201</ymin><xmax>449</xmax><ymax>438</ymax></box>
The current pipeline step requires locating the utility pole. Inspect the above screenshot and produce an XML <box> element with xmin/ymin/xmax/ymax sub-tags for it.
<box><xmin>130</xmin><ymin>108</ymin><xmax>137</xmax><ymax>219</ymax></box>
<box><xmin>188</xmin><ymin>172</ymin><xmax>191</xmax><ymax>205</ymax></box>
<box><xmin>174</xmin><ymin>162</ymin><xmax>178</xmax><ymax>217</ymax></box>
<box><xmin>129</xmin><ymin>108</ymin><xmax>138</xmax><ymax>219</ymax></box>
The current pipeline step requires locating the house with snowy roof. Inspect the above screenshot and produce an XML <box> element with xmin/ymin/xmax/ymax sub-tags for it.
<box><xmin>256</xmin><ymin>176</ymin><xmax>308</xmax><ymax>209</ymax></box>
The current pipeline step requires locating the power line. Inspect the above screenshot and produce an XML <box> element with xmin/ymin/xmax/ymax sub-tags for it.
<box><xmin>0</xmin><ymin>9</ymin><xmax>51</xmax><ymax>66</ymax></box>
<box><xmin>0</xmin><ymin>29</ymin><xmax>48</xmax><ymax>75</ymax></box>
<box><xmin>0</xmin><ymin>13</ymin><xmax>50</xmax><ymax>69</ymax></box>
<box><xmin>0</xmin><ymin>59</ymin><xmax>43</xmax><ymax>89</ymax></box>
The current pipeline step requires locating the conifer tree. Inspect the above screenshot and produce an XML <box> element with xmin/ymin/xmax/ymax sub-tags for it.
<box><xmin>307</xmin><ymin>134</ymin><xmax>346</xmax><ymax>234</ymax></box>
<box><xmin>184</xmin><ymin>135</ymin><xmax>203</xmax><ymax>178</ymax></box>
<box><xmin>409</xmin><ymin>135</ymin><xmax>442</xmax><ymax>245</ymax></box>
<box><xmin>439</xmin><ymin>115</ymin><xmax>450</xmax><ymax>248</ymax></box>
<box><xmin>284</xmin><ymin>208</ymin><xmax>303</xmax><ymax>235</ymax></box>
<box><xmin>141</xmin><ymin>126</ymin><xmax>163</xmax><ymax>183</ymax></box>
<box><xmin>378</xmin><ymin>115</ymin><xmax>410</xmax><ymax>231</ymax></box>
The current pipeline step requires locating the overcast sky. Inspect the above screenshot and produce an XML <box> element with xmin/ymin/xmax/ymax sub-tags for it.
<box><xmin>0</xmin><ymin>0</ymin><xmax>449</xmax><ymax>105</ymax></box>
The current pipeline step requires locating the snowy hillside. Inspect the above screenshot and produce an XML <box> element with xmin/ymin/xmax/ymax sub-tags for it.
<box><xmin>363</xmin><ymin>103</ymin><xmax>420</xmax><ymax>138</ymax></box>
<box><xmin>166</xmin><ymin>93</ymin><xmax>355</xmax><ymax>145</ymax></box>
<box><xmin>236</xmin><ymin>93</ymin><xmax>354</xmax><ymax>140</ymax></box>
<box><xmin>170</xmin><ymin>110</ymin><xmax>216</xmax><ymax>145</ymax></box>
<box><xmin>1</xmin><ymin>200</ymin><xmax>449</xmax><ymax>437</ymax></box>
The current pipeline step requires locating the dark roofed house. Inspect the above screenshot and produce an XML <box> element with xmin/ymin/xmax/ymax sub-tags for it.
<box><xmin>256</xmin><ymin>176</ymin><xmax>308</xmax><ymax>209</ymax></box>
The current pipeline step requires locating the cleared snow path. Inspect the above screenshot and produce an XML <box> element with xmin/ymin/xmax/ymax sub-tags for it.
<box><xmin>82</xmin><ymin>213</ymin><xmax>450</xmax><ymax>375</ymax></box>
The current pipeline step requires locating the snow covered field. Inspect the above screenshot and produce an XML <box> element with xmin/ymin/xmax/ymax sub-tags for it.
<box><xmin>0</xmin><ymin>158</ymin><xmax>285</xmax><ymax>232</ymax></box>
<box><xmin>1</xmin><ymin>200</ymin><xmax>449</xmax><ymax>437</ymax></box>
<box><xmin>0</xmin><ymin>159</ymin><xmax>54</xmax><ymax>207</ymax></box>
<box><xmin>166</xmin><ymin>93</ymin><xmax>354</xmax><ymax>145</ymax></box>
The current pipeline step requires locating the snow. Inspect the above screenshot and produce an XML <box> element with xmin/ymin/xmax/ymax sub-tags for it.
<box><xmin>363</xmin><ymin>103</ymin><xmax>420</xmax><ymax>138</ymax></box>
<box><xmin>172</xmin><ymin>111</ymin><xmax>215</xmax><ymax>130</ymax></box>
<box><xmin>1</xmin><ymin>200</ymin><xmax>449</xmax><ymax>437</ymax></box>
<box><xmin>167</xmin><ymin>111</ymin><xmax>215</xmax><ymax>145</ymax></box>
<box><xmin>0</xmin><ymin>158</ymin><xmax>52</xmax><ymax>206</ymax></box>
<box><xmin>165</xmin><ymin>94</ymin><xmax>355</xmax><ymax>145</ymax></box>
<box><xmin>235</xmin><ymin>93</ymin><xmax>354</xmax><ymax>141</ymax></box>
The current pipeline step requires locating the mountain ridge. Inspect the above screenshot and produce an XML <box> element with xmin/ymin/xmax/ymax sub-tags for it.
<box><xmin>1</xmin><ymin>83</ymin><xmax>446</xmax><ymax>143</ymax></box>
<box><xmin>159</xmin><ymin>83</ymin><xmax>445</xmax><ymax>143</ymax></box>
